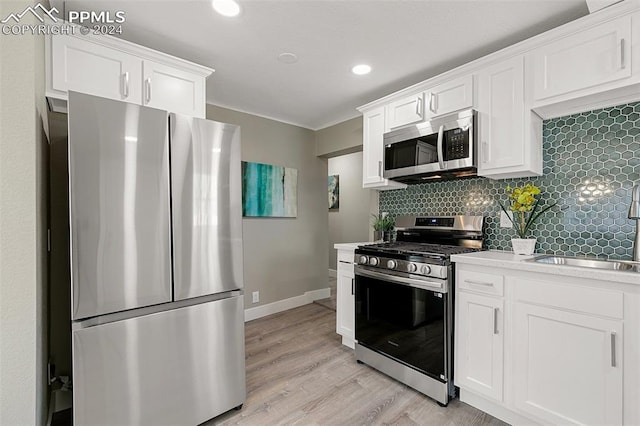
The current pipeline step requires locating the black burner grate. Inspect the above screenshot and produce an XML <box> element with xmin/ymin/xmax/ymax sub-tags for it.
<box><xmin>361</xmin><ymin>242</ymin><xmax>479</xmax><ymax>257</ymax></box>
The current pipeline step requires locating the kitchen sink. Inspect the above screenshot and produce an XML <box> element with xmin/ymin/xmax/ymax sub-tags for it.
<box><xmin>528</xmin><ymin>255</ymin><xmax>640</xmax><ymax>272</ymax></box>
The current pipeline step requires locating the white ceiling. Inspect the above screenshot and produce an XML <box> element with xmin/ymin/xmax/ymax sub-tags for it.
<box><xmin>54</xmin><ymin>0</ymin><xmax>590</xmax><ymax>130</ymax></box>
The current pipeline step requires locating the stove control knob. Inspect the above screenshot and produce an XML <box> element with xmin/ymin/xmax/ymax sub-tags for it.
<box><xmin>369</xmin><ymin>257</ymin><xmax>379</xmax><ymax>266</ymax></box>
<box><xmin>387</xmin><ymin>260</ymin><xmax>397</xmax><ymax>269</ymax></box>
<box><xmin>420</xmin><ymin>265</ymin><xmax>432</xmax><ymax>275</ymax></box>
<box><xmin>358</xmin><ymin>255</ymin><xmax>368</xmax><ymax>265</ymax></box>
<box><xmin>407</xmin><ymin>263</ymin><xmax>418</xmax><ymax>273</ymax></box>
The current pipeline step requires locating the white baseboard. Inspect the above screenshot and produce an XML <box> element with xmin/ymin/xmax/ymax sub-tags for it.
<box><xmin>328</xmin><ymin>268</ymin><xmax>337</xmax><ymax>278</ymax></box>
<box><xmin>244</xmin><ymin>287</ymin><xmax>331</xmax><ymax>322</ymax></box>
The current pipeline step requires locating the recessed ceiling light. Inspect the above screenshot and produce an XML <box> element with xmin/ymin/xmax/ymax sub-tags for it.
<box><xmin>212</xmin><ymin>0</ymin><xmax>241</xmax><ymax>17</ymax></box>
<box><xmin>351</xmin><ymin>64</ymin><xmax>371</xmax><ymax>75</ymax></box>
<box><xmin>277</xmin><ymin>52</ymin><xmax>298</xmax><ymax>64</ymax></box>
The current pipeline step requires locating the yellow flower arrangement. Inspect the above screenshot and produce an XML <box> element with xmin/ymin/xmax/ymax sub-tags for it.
<box><xmin>498</xmin><ymin>184</ymin><xmax>556</xmax><ymax>239</ymax></box>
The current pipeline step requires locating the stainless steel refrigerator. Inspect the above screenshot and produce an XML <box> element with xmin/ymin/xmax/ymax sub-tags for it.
<box><xmin>59</xmin><ymin>91</ymin><xmax>246</xmax><ymax>425</ymax></box>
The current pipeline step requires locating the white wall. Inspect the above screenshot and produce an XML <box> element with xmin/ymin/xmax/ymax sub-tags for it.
<box><xmin>206</xmin><ymin>105</ymin><xmax>329</xmax><ymax>308</ymax></box>
<box><xmin>328</xmin><ymin>152</ymin><xmax>377</xmax><ymax>270</ymax></box>
<box><xmin>315</xmin><ymin>116</ymin><xmax>362</xmax><ymax>157</ymax></box>
<box><xmin>0</xmin><ymin>2</ymin><xmax>48</xmax><ymax>423</ymax></box>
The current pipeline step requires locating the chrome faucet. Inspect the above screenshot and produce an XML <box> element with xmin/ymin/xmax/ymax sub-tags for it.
<box><xmin>629</xmin><ymin>185</ymin><xmax>640</xmax><ymax>261</ymax></box>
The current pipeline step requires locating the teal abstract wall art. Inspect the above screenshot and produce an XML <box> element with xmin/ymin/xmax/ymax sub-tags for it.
<box><xmin>242</xmin><ymin>161</ymin><xmax>298</xmax><ymax>217</ymax></box>
<box><xmin>328</xmin><ymin>175</ymin><xmax>339</xmax><ymax>210</ymax></box>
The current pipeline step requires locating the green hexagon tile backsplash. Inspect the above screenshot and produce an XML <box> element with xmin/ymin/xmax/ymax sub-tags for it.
<box><xmin>379</xmin><ymin>102</ymin><xmax>640</xmax><ymax>259</ymax></box>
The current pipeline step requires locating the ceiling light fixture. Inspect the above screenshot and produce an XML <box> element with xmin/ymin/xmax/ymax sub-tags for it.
<box><xmin>277</xmin><ymin>52</ymin><xmax>298</xmax><ymax>64</ymax></box>
<box><xmin>351</xmin><ymin>64</ymin><xmax>371</xmax><ymax>75</ymax></box>
<box><xmin>212</xmin><ymin>0</ymin><xmax>241</xmax><ymax>17</ymax></box>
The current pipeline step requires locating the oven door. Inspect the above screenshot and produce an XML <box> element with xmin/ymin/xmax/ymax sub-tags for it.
<box><xmin>354</xmin><ymin>267</ymin><xmax>449</xmax><ymax>382</ymax></box>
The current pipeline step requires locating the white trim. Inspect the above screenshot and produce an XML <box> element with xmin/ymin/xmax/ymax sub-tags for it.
<box><xmin>57</xmin><ymin>27</ymin><xmax>214</xmax><ymax>77</ymax></box>
<box><xmin>328</xmin><ymin>268</ymin><xmax>337</xmax><ymax>278</ymax></box>
<box><xmin>206</xmin><ymin>101</ymin><xmax>315</xmax><ymax>130</ymax></box>
<box><xmin>459</xmin><ymin>389</ymin><xmax>533</xmax><ymax>426</ymax></box>
<box><xmin>244</xmin><ymin>288</ymin><xmax>331</xmax><ymax>322</ymax></box>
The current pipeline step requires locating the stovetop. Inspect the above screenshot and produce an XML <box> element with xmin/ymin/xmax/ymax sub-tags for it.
<box><xmin>361</xmin><ymin>241</ymin><xmax>480</xmax><ymax>257</ymax></box>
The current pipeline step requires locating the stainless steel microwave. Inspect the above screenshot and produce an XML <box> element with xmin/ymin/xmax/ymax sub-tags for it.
<box><xmin>383</xmin><ymin>109</ymin><xmax>476</xmax><ymax>183</ymax></box>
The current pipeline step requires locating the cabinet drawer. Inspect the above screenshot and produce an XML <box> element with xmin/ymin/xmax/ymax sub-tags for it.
<box><xmin>337</xmin><ymin>261</ymin><xmax>354</xmax><ymax>279</ymax></box>
<box><xmin>513</xmin><ymin>278</ymin><xmax>623</xmax><ymax>319</ymax></box>
<box><xmin>457</xmin><ymin>269</ymin><xmax>504</xmax><ymax>296</ymax></box>
<box><xmin>337</xmin><ymin>250</ymin><xmax>355</xmax><ymax>264</ymax></box>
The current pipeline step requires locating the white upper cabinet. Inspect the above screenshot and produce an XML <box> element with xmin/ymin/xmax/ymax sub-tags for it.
<box><xmin>51</xmin><ymin>34</ymin><xmax>143</xmax><ymax>103</ymax></box>
<box><xmin>477</xmin><ymin>56</ymin><xmax>542</xmax><ymax>179</ymax></box>
<box><xmin>425</xmin><ymin>75</ymin><xmax>474</xmax><ymax>119</ymax></box>
<box><xmin>386</xmin><ymin>75</ymin><xmax>474</xmax><ymax>131</ymax></box>
<box><xmin>361</xmin><ymin>107</ymin><xmax>407</xmax><ymax>190</ymax></box>
<box><xmin>386</xmin><ymin>92</ymin><xmax>425</xmax><ymax>130</ymax></box>
<box><xmin>531</xmin><ymin>15</ymin><xmax>632</xmax><ymax>102</ymax></box>
<box><xmin>142</xmin><ymin>60</ymin><xmax>205</xmax><ymax>118</ymax></box>
<box><xmin>47</xmin><ymin>34</ymin><xmax>213</xmax><ymax>118</ymax></box>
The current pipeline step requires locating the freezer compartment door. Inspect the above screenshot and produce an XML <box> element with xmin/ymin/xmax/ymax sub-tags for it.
<box><xmin>170</xmin><ymin>114</ymin><xmax>244</xmax><ymax>300</ymax></box>
<box><xmin>68</xmin><ymin>92</ymin><xmax>172</xmax><ymax>319</ymax></box>
<box><xmin>73</xmin><ymin>295</ymin><xmax>246</xmax><ymax>426</ymax></box>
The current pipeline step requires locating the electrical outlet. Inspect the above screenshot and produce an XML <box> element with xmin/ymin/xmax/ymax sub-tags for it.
<box><xmin>500</xmin><ymin>211</ymin><xmax>513</xmax><ymax>228</ymax></box>
<box><xmin>252</xmin><ymin>291</ymin><xmax>259</xmax><ymax>304</ymax></box>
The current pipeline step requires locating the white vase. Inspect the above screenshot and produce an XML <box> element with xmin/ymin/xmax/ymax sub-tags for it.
<box><xmin>511</xmin><ymin>238</ymin><xmax>537</xmax><ymax>255</ymax></box>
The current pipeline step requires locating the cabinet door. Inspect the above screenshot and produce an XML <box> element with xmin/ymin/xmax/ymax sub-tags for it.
<box><xmin>361</xmin><ymin>107</ymin><xmax>406</xmax><ymax>190</ymax></box>
<box><xmin>513</xmin><ymin>302</ymin><xmax>623</xmax><ymax>425</ymax></box>
<box><xmin>477</xmin><ymin>56</ymin><xmax>525</xmax><ymax>174</ymax></box>
<box><xmin>51</xmin><ymin>35</ymin><xmax>142</xmax><ymax>103</ymax></box>
<box><xmin>532</xmin><ymin>16</ymin><xmax>632</xmax><ymax>101</ymax></box>
<box><xmin>336</xmin><ymin>260</ymin><xmax>355</xmax><ymax>346</ymax></box>
<box><xmin>455</xmin><ymin>291</ymin><xmax>504</xmax><ymax>401</ymax></box>
<box><xmin>143</xmin><ymin>60</ymin><xmax>206</xmax><ymax>118</ymax></box>
<box><xmin>425</xmin><ymin>75</ymin><xmax>473</xmax><ymax>119</ymax></box>
<box><xmin>386</xmin><ymin>93</ymin><xmax>425</xmax><ymax>129</ymax></box>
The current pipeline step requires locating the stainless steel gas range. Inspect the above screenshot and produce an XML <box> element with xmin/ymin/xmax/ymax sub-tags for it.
<box><xmin>353</xmin><ymin>215</ymin><xmax>484</xmax><ymax>406</ymax></box>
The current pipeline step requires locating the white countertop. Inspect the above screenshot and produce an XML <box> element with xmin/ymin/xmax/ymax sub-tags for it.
<box><xmin>333</xmin><ymin>242</ymin><xmax>374</xmax><ymax>251</ymax></box>
<box><xmin>451</xmin><ymin>250</ymin><xmax>640</xmax><ymax>285</ymax></box>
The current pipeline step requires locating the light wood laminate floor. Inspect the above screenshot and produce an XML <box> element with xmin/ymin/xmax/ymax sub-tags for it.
<box><xmin>209</xmin><ymin>303</ymin><xmax>506</xmax><ymax>426</ymax></box>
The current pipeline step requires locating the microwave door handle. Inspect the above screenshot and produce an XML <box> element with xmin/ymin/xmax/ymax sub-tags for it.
<box><xmin>437</xmin><ymin>124</ymin><xmax>445</xmax><ymax>169</ymax></box>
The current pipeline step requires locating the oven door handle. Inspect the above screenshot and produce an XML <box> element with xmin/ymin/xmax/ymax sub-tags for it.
<box><xmin>355</xmin><ymin>267</ymin><xmax>444</xmax><ymax>292</ymax></box>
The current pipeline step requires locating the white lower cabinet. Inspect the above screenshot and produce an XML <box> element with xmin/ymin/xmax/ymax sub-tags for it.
<box><xmin>335</xmin><ymin>249</ymin><xmax>355</xmax><ymax>348</ymax></box>
<box><xmin>512</xmin><ymin>302</ymin><xmax>623</xmax><ymax>425</ymax></box>
<box><xmin>454</xmin><ymin>262</ymin><xmax>635</xmax><ymax>425</ymax></box>
<box><xmin>455</xmin><ymin>292</ymin><xmax>504</xmax><ymax>402</ymax></box>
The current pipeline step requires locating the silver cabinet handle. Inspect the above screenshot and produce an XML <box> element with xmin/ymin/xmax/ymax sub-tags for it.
<box><xmin>436</xmin><ymin>124</ymin><xmax>444</xmax><ymax>169</ymax></box>
<box><xmin>611</xmin><ymin>332</ymin><xmax>617</xmax><ymax>367</ymax></box>
<box><xmin>619</xmin><ymin>38</ymin><xmax>625</xmax><ymax>70</ymax></box>
<box><xmin>145</xmin><ymin>78</ymin><xmax>152</xmax><ymax>103</ymax></box>
<box><xmin>464</xmin><ymin>279</ymin><xmax>494</xmax><ymax>287</ymax></box>
<box><xmin>378</xmin><ymin>160</ymin><xmax>383</xmax><ymax>178</ymax></box>
<box><xmin>415</xmin><ymin>97</ymin><xmax>423</xmax><ymax>116</ymax></box>
<box><xmin>482</xmin><ymin>141</ymin><xmax>489</xmax><ymax>164</ymax></box>
<box><xmin>122</xmin><ymin>72</ymin><xmax>129</xmax><ymax>98</ymax></box>
<box><xmin>493</xmin><ymin>308</ymin><xmax>499</xmax><ymax>334</ymax></box>
<box><xmin>429</xmin><ymin>93</ymin><xmax>436</xmax><ymax>113</ymax></box>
